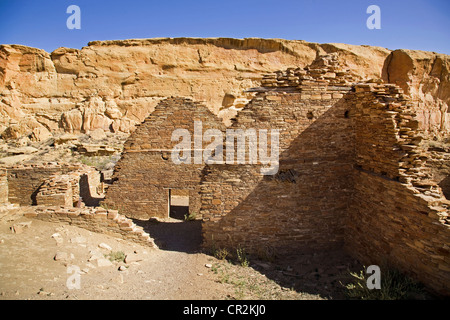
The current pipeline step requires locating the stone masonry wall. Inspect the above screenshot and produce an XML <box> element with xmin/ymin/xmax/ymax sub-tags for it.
<box><xmin>23</xmin><ymin>206</ymin><xmax>156</xmax><ymax>247</ymax></box>
<box><xmin>200</xmin><ymin>54</ymin><xmax>450</xmax><ymax>295</ymax></box>
<box><xmin>6</xmin><ymin>163</ymin><xmax>102</xmax><ymax>208</ymax></box>
<box><xmin>102</xmin><ymin>53</ymin><xmax>449</xmax><ymax>295</ymax></box>
<box><xmin>104</xmin><ymin>97</ymin><xmax>226</xmax><ymax>220</ymax></box>
<box><xmin>201</xmin><ymin>54</ymin><xmax>357</xmax><ymax>254</ymax></box>
<box><xmin>0</xmin><ymin>166</ymin><xmax>7</xmax><ymax>205</ymax></box>
<box><xmin>35</xmin><ymin>174</ymin><xmax>73</xmax><ymax>207</ymax></box>
<box><xmin>346</xmin><ymin>82</ymin><xmax>450</xmax><ymax>295</ymax></box>
<box><xmin>426</xmin><ymin>144</ymin><xmax>450</xmax><ymax>200</ymax></box>
<box><xmin>6</xmin><ymin>163</ymin><xmax>85</xmax><ymax>206</ymax></box>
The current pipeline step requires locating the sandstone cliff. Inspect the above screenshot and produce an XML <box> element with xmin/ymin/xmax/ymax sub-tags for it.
<box><xmin>0</xmin><ymin>38</ymin><xmax>448</xmax><ymax>143</ymax></box>
<box><xmin>382</xmin><ymin>49</ymin><xmax>450</xmax><ymax>137</ymax></box>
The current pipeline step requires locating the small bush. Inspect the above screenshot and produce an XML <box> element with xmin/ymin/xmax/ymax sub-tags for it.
<box><xmin>236</xmin><ymin>246</ymin><xmax>249</xmax><ymax>267</ymax></box>
<box><xmin>215</xmin><ymin>248</ymin><xmax>230</xmax><ymax>261</ymax></box>
<box><xmin>184</xmin><ymin>211</ymin><xmax>197</xmax><ymax>221</ymax></box>
<box><xmin>342</xmin><ymin>266</ymin><xmax>427</xmax><ymax>300</ymax></box>
<box><xmin>105</xmin><ymin>251</ymin><xmax>126</xmax><ymax>263</ymax></box>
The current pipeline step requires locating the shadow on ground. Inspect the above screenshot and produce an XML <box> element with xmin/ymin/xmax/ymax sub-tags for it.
<box><xmin>133</xmin><ymin>218</ymin><xmax>202</xmax><ymax>254</ymax></box>
<box><xmin>133</xmin><ymin>217</ymin><xmax>365</xmax><ymax>299</ymax></box>
<box><xmin>131</xmin><ymin>218</ymin><xmax>436</xmax><ymax>299</ymax></box>
<box><xmin>247</xmin><ymin>250</ymin><xmax>362</xmax><ymax>299</ymax></box>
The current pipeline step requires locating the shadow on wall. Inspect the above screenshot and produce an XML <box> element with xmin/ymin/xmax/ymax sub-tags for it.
<box><xmin>198</xmin><ymin>95</ymin><xmax>444</xmax><ymax>298</ymax></box>
<box><xmin>201</xmin><ymin>97</ymin><xmax>355</xmax><ymax>256</ymax></box>
<box><xmin>193</xmin><ymin>97</ymin><xmax>363</xmax><ymax>297</ymax></box>
<box><xmin>79</xmin><ymin>174</ymin><xmax>103</xmax><ymax>207</ymax></box>
<box><xmin>31</xmin><ymin>182</ymin><xmax>45</xmax><ymax>206</ymax></box>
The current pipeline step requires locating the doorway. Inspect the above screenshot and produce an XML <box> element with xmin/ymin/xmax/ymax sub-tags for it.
<box><xmin>168</xmin><ymin>189</ymin><xmax>190</xmax><ymax>220</ymax></box>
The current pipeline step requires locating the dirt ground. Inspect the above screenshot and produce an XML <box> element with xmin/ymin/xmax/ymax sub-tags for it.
<box><xmin>0</xmin><ymin>207</ymin><xmax>361</xmax><ymax>300</ymax></box>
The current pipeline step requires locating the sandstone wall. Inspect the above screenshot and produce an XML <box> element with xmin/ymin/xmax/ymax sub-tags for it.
<box><xmin>100</xmin><ymin>52</ymin><xmax>449</xmax><ymax>294</ymax></box>
<box><xmin>201</xmin><ymin>96</ymin><xmax>355</xmax><ymax>254</ymax></box>
<box><xmin>23</xmin><ymin>206</ymin><xmax>156</xmax><ymax>247</ymax></box>
<box><xmin>34</xmin><ymin>166</ymin><xmax>102</xmax><ymax>207</ymax></box>
<box><xmin>6</xmin><ymin>163</ymin><xmax>84</xmax><ymax>206</ymax></box>
<box><xmin>199</xmin><ymin>56</ymin><xmax>450</xmax><ymax>294</ymax></box>
<box><xmin>349</xmin><ymin>170</ymin><xmax>450</xmax><ymax>295</ymax></box>
<box><xmin>35</xmin><ymin>174</ymin><xmax>73</xmax><ymax>207</ymax></box>
<box><xmin>0</xmin><ymin>166</ymin><xmax>7</xmax><ymax>205</ymax></box>
<box><xmin>5</xmin><ymin>163</ymin><xmax>102</xmax><ymax>207</ymax></box>
<box><xmin>201</xmin><ymin>54</ymin><xmax>356</xmax><ymax>253</ymax></box>
<box><xmin>103</xmin><ymin>97</ymin><xmax>226</xmax><ymax>220</ymax></box>
<box><xmin>1</xmin><ymin>38</ymin><xmax>448</xmax><ymax>145</ymax></box>
<box><xmin>346</xmin><ymin>83</ymin><xmax>450</xmax><ymax>295</ymax></box>
<box><xmin>426</xmin><ymin>144</ymin><xmax>450</xmax><ymax>200</ymax></box>
<box><xmin>0</xmin><ymin>38</ymin><xmax>392</xmax><ymax>140</ymax></box>
<box><xmin>382</xmin><ymin>49</ymin><xmax>450</xmax><ymax>139</ymax></box>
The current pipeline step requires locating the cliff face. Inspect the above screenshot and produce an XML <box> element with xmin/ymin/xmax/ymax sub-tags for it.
<box><xmin>0</xmin><ymin>37</ymin><xmax>448</xmax><ymax>142</ymax></box>
<box><xmin>382</xmin><ymin>49</ymin><xmax>450</xmax><ymax>137</ymax></box>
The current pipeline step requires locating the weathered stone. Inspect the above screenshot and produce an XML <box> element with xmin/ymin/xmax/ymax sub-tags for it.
<box><xmin>98</xmin><ymin>243</ymin><xmax>112</xmax><ymax>251</ymax></box>
<box><xmin>54</xmin><ymin>251</ymin><xmax>70</xmax><ymax>262</ymax></box>
<box><xmin>0</xmin><ymin>41</ymin><xmax>448</xmax><ymax>296</ymax></box>
<box><xmin>96</xmin><ymin>258</ymin><xmax>113</xmax><ymax>267</ymax></box>
<box><xmin>10</xmin><ymin>221</ymin><xmax>32</xmax><ymax>234</ymax></box>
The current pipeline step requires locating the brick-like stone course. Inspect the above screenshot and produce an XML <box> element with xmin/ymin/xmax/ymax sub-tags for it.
<box><xmin>35</xmin><ymin>166</ymin><xmax>102</xmax><ymax>207</ymax></box>
<box><xmin>6</xmin><ymin>163</ymin><xmax>85</xmax><ymax>206</ymax></box>
<box><xmin>202</xmin><ymin>54</ymin><xmax>449</xmax><ymax>295</ymax></box>
<box><xmin>0</xmin><ymin>166</ymin><xmax>7</xmax><ymax>205</ymax></box>
<box><xmin>103</xmin><ymin>97</ymin><xmax>226</xmax><ymax>220</ymax></box>
<box><xmin>5</xmin><ymin>162</ymin><xmax>103</xmax><ymax>208</ymax></box>
<box><xmin>103</xmin><ymin>53</ymin><xmax>449</xmax><ymax>295</ymax></box>
<box><xmin>345</xmin><ymin>81</ymin><xmax>450</xmax><ymax>296</ymax></box>
<box><xmin>23</xmin><ymin>206</ymin><xmax>156</xmax><ymax>247</ymax></box>
<box><xmin>35</xmin><ymin>174</ymin><xmax>74</xmax><ymax>207</ymax></box>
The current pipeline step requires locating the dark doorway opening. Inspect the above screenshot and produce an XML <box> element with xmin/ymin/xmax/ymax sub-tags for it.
<box><xmin>168</xmin><ymin>189</ymin><xmax>189</xmax><ymax>220</ymax></box>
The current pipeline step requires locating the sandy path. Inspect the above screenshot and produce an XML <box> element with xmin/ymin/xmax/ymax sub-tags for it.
<box><xmin>0</xmin><ymin>208</ymin><xmax>358</xmax><ymax>301</ymax></box>
<box><xmin>0</xmin><ymin>211</ymin><xmax>228</xmax><ymax>300</ymax></box>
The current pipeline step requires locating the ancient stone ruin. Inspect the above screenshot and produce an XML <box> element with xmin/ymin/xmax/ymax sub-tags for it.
<box><xmin>103</xmin><ymin>53</ymin><xmax>450</xmax><ymax>295</ymax></box>
<box><xmin>0</xmin><ymin>162</ymin><xmax>156</xmax><ymax>247</ymax></box>
<box><xmin>0</xmin><ymin>38</ymin><xmax>449</xmax><ymax>297</ymax></box>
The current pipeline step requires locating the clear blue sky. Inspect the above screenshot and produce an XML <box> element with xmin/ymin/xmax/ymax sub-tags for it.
<box><xmin>0</xmin><ymin>0</ymin><xmax>449</xmax><ymax>54</ymax></box>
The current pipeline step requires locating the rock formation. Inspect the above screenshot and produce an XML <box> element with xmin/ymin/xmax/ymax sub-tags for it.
<box><xmin>100</xmin><ymin>52</ymin><xmax>450</xmax><ymax>295</ymax></box>
<box><xmin>0</xmin><ymin>38</ymin><xmax>388</xmax><ymax>140</ymax></box>
<box><xmin>1</xmin><ymin>38</ymin><xmax>447</xmax><ymax>146</ymax></box>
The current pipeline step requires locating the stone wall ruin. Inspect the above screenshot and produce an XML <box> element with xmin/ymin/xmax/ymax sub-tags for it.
<box><xmin>5</xmin><ymin>162</ymin><xmax>103</xmax><ymax>207</ymax></box>
<box><xmin>0</xmin><ymin>162</ymin><xmax>156</xmax><ymax>248</ymax></box>
<box><xmin>103</xmin><ymin>97</ymin><xmax>226</xmax><ymax>220</ymax></box>
<box><xmin>104</xmin><ymin>53</ymin><xmax>450</xmax><ymax>295</ymax></box>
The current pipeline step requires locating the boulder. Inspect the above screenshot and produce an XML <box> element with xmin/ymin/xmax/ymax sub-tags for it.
<box><xmin>61</xmin><ymin>109</ymin><xmax>83</xmax><ymax>133</ymax></box>
<box><xmin>30</xmin><ymin>126</ymin><xmax>52</xmax><ymax>142</ymax></box>
<box><xmin>54</xmin><ymin>133</ymin><xmax>79</xmax><ymax>145</ymax></box>
<box><xmin>89</xmin><ymin>128</ymin><xmax>107</xmax><ymax>140</ymax></box>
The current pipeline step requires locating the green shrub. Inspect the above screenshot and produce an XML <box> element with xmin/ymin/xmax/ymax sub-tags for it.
<box><xmin>184</xmin><ymin>211</ymin><xmax>197</xmax><ymax>221</ymax></box>
<box><xmin>236</xmin><ymin>246</ymin><xmax>249</xmax><ymax>267</ymax></box>
<box><xmin>342</xmin><ymin>266</ymin><xmax>427</xmax><ymax>300</ymax></box>
<box><xmin>215</xmin><ymin>248</ymin><xmax>230</xmax><ymax>260</ymax></box>
<box><xmin>105</xmin><ymin>251</ymin><xmax>126</xmax><ymax>263</ymax></box>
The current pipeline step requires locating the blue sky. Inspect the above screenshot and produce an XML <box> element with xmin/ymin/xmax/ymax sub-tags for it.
<box><xmin>0</xmin><ymin>0</ymin><xmax>449</xmax><ymax>54</ymax></box>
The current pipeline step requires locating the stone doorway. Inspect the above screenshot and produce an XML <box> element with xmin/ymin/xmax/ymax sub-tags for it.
<box><xmin>168</xmin><ymin>189</ymin><xmax>189</xmax><ymax>220</ymax></box>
